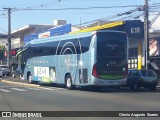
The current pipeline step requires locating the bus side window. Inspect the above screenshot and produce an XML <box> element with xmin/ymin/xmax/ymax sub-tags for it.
<box><xmin>80</xmin><ymin>37</ymin><xmax>91</xmax><ymax>53</ymax></box>
<box><xmin>75</xmin><ymin>38</ymin><xmax>81</xmax><ymax>54</ymax></box>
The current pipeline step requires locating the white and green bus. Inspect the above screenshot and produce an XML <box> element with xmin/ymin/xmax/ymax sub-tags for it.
<box><xmin>19</xmin><ymin>30</ymin><xmax>128</xmax><ymax>89</ymax></box>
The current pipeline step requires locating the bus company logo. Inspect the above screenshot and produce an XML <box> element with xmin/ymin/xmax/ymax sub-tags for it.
<box><xmin>106</xmin><ymin>44</ymin><xmax>118</xmax><ymax>50</ymax></box>
<box><xmin>65</xmin><ymin>55</ymin><xmax>71</xmax><ymax>70</ymax></box>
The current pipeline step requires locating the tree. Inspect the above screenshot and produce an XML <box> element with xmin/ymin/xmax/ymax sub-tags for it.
<box><xmin>0</xmin><ymin>45</ymin><xmax>6</xmax><ymax>60</ymax></box>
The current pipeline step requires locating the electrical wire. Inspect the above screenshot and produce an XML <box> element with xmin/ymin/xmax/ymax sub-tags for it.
<box><xmin>16</xmin><ymin>5</ymin><xmax>140</xmax><ymax>11</ymax></box>
<box><xmin>0</xmin><ymin>28</ymin><xmax>8</xmax><ymax>33</ymax></box>
<box><xmin>0</xmin><ymin>2</ymin><xmax>160</xmax><ymax>31</ymax></box>
<box><xmin>18</xmin><ymin>0</ymin><xmax>62</xmax><ymax>10</ymax></box>
<box><xmin>74</xmin><ymin>6</ymin><xmax>142</xmax><ymax>27</ymax></box>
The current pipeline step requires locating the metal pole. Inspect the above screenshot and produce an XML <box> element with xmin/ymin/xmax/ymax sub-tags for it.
<box><xmin>144</xmin><ymin>0</ymin><xmax>149</xmax><ymax>69</ymax></box>
<box><xmin>3</xmin><ymin>8</ymin><xmax>12</xmax><ymax>69</ymax></box>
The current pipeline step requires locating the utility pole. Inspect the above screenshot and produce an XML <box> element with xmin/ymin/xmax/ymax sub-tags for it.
<box><xmin>3</xmin><ymin>7</ymin><xmax>12</xmax><ymax>69</ymax></box>
<box><xmin>144</xmin><ymin>0</ymin><xmax>149</xmax><ymax>70</ymax></box>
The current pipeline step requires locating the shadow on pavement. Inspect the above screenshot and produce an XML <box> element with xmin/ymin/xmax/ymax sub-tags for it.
<box><xmin>1</xmin><ymin>76</ymin><xmax>160</xmax><ymax>93</ymax></box>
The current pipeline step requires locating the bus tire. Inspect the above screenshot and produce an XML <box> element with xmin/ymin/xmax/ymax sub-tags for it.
<box><xmin>27</xmin><ymin>72</ymin><xmax>33</xmax><ymax>84</ymax></box>
<box><xmin>65</xmin><ymin>74</ymin><xmax>74</xmax><ymax>90</ymax></box>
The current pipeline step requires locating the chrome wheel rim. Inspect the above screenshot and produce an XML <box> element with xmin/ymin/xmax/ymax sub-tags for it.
<box><xmin>67</xmin><ymin>78</ymin><xmax>71</xmax><ymax>88</ymax></box>
<box><xmin>28</xmin><ymin>75</ymin><xmax>32</xmax><ymax>83</ymax></box>
<box><xmin>12</xmin><ymin>73</ymin><xmax>15</xmax><ymax>78</ymax></box>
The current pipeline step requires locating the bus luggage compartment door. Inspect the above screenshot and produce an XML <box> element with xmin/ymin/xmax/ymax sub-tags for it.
<box><xmin>79</xmin><ymin>68</ymin><xmax>88</xmax><ymax>84</ymax></box>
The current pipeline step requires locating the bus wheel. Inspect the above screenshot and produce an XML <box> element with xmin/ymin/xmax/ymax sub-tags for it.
<box><xmin>12</xmin><ymin>73</ymin><xmax>16</xmax><ymax>78</ymax></box>
<box><xmin>65</xmin><ymin>74</ymin><xmax>74</xmax><ymax>90</ymax></box>
<box><xmin>27</xmin><ymin>73</ymin><xmax>33</xmax><ymax>84</ymax></box>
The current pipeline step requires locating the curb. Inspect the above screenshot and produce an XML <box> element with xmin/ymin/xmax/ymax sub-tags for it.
<box><xmin>0</xmin><ymin>80</ymin><xmax>40</xmax><ymax>87</ymax></box>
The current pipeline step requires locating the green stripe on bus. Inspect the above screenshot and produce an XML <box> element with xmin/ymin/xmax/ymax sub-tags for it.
<box><xmin>100</xmin><ymin>75</ymin><xmax>123</xmax><ymax>80</ymax></box>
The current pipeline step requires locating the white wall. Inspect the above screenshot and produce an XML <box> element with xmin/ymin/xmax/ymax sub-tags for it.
<box><xmin>150</xmin><ymin>14</ymin><xmax>160</xmax><ymax>32</ymax></box>
<box><xmin>0</xmin><ymin>38</ymin><xmax>7</xmax><ymax>48</ymax></box>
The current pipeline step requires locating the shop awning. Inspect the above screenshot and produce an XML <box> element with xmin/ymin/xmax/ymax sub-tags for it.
<box><xmin>69</xmin><ymin>21</ymin><xmax>125</xmax><ymax>34</ymax></box>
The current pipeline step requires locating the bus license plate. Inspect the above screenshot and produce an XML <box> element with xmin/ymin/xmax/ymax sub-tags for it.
<box><xmin>108</xmin><ymin>81</ymin><xmax>118</xmax><ymax>85</ymax></box>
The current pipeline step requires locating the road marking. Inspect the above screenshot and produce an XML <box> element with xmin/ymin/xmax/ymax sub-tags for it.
<box><xmin>1</xmin><ymin>79</ymin><xmax>67</xmax><ymax>91</ymax></box>
<box><xmin>0</xmin><ymin>89</ymin><xmax>11</xmax><ymax>92</ymax></box>
<box><xmin>27</xmin><ymin>88</ymin><xmax>40</xmax><ymax>90</ymax></box>
<box><xmin>1</xmin><ymin>79</ymin><xmax>66</xmax><ymax>89</ymax></box>
<box><xmin>38</xmin><ymin>86</ymin><xmax>66</xmax><ymax>91</ymax></box>
<box><xmin>10</xmin><ymin>88</ymin><xmax>26</xmax><ymax>92</ymax></box>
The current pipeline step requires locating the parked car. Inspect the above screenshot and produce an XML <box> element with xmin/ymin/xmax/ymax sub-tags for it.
<box><xmin>0</xmin><ymin>68</ymin><xmax>3</xmax><ymax>77</ymax></box>
<box><xmin>12</xmin><ymin>67</ymin><xmax>22</xmax><ymax>78</ymax></box>
<box><xmin>0</xmin><ymin>65</ymin><xmax>11</xmax><ymax>76</ymax></box>
<box><xmin>127</xmin><ymin>69</ymin><xmax>158</xmax><ymax>91</ymax></box>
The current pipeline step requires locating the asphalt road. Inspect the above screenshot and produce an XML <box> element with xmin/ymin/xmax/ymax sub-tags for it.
<box><xmin>0</xmin><ymin>76</ymin><xmax>160</xmax><ymax>120</ymax></box>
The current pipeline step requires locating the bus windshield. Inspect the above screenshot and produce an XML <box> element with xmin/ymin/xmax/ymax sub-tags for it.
<box><xmin>97</xmin><ymin>32</ymin><xmax>127</xmax><ymax>61</ymax></box>
<box><xmin>95</xmin><ymin>31</ymin><xmax>128</xmax><ymax>80</ymax></box>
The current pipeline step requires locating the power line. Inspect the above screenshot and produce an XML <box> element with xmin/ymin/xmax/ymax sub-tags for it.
<box><xmin>0</xmin><ymin>2</ymin><xmax>158</xmax><ymax>34</ymax></box>
<box><xmin>74</xmin><ymin>6</ymin><xmax>143</xmax><ymax>27</ymax></box>
<box><xmin>0</xmin><ymin>28</ymin><xmax>8</xmax><ymax>33</ymax></box>
<box><xmin>74</xmin><ymin>2</ymin><xmax>159</xmax><ymax>27</ymax></box>
<box><xmin>0</xmin><ymin>2</ymin><xmax>159</xmax><ymax>12</ymax></box>
<box><xmin>19</xmin><ymin>0</ymin><xmax>62</xmax><ymax>10</ymax></box>
<box><xmin>16</xmin><ymin>5</ymin><xmax>140</xmax><ymax>11</ymax></box>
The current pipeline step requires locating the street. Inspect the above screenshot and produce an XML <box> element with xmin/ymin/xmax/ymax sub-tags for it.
<box><xmin>0</xmin><ymin>76</ymin><xmax>160</xmax><ymax>120</ymax></box>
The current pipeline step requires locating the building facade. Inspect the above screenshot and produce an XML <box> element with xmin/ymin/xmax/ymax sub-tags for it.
<box><xmin>70</xmin><ymin>20</ymin><xmax>144</xmax><ymax>70</ymax></box>
<box><xmin>10</xmin><ymin>20</ymin><xmax>71</xmax><ymax>69</ymax></box>
<box><xmin>148</xmin><ymin>14</ymin><xmax>160</xmax><ymax>78</ymax></box>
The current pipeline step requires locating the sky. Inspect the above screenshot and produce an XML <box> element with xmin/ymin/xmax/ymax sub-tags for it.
<box><xmin>0</xmin><ymin>0</ymin><xmax>160</xmax><ymax>33</ymax></box>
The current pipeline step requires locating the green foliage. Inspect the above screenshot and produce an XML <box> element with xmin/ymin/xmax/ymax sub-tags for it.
<box><xmin>0</xmin><ymin>45</ymin><xmax>6</xmax><ymax>60</ymax></box>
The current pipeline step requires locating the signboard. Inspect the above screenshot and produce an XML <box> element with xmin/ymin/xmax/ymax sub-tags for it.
<box><xmin>24</xmin><ymin>33</ymin><xmax>38</xmax><ymax>45</ymax></box>
<box><xmin>149</xmin><ymin>38</ymin><xmax>159</xmax><ymax>56</ymax></box>
<box><xmin>125</xmin><ymin>20</ymin><xmax>144</xmax><ymax>39</ymax></box>
<box><xmin>50</xmin><ymin>23</ymin><xmax>71</xmax><ymax>36</ymax></box>
<box><xmin>102</xmin><ymin>20</ymin><xmax>144</xmax><ymax>39</ymax></box>
<box><xmin>24</xmin><ymin>24</ymin><xmax>71</xmax><ymax>45</ymax></box>
<box><xmin>38</xmin><ymin>31</ymin><xmax>50</xmax><ymax>38</ymax></box>
<box><xmin>4</xmin><ymin>48</ymin><xmax>21</xmax><ymax>57</ymax></box>
<box><xmin>11</xmin><ymin>50</ymin><xmax>17</xmax><ymax>56</ymax></box>
<box><xmin>128</xmin><ymin>58</ymin><xmax>138</xmax><ymax>69</ymax></box>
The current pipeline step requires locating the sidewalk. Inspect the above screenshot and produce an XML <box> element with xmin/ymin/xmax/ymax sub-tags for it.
<box><xmin>0</xmin><ymin>76</ymin><xmax>40</xmax><ymax>87</ymax></box>
<box><xmin>1</xmin><ymin>76</ymin><xmax>28</xmax><ymax>83</ymax></box>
